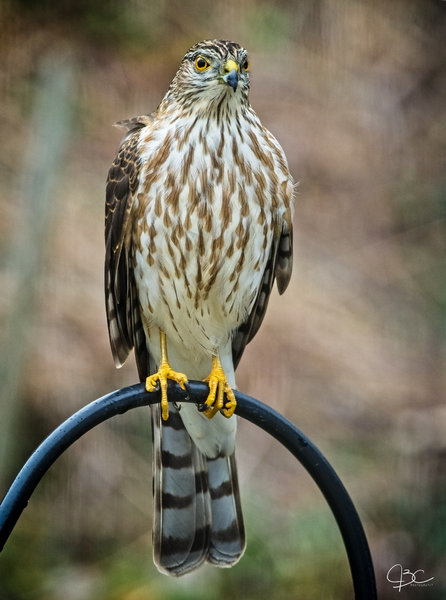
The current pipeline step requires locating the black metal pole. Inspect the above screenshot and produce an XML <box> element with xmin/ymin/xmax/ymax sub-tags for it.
<box><xmin>0</xmin><ymin>382</ymin><xmax>376</xmax><ymax>598</ymax></box>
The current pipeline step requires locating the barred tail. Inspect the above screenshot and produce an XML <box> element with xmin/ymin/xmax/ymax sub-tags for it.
<box><xmin>151</xmin><ymin>403</ymin><xmax>210</xmax><ymax>575</ymax></box>
<box><xmin>151</xmin><ymin>404</ymin><xmax>245</xmax><ymax>576</ymax></box>
<box><xmin>207</xmin><ymin>452</ymin><xmax>246</xmax><ymax>566</ymax></box>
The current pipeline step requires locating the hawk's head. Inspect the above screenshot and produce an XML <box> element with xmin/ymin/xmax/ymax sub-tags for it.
<box><xmin>166</xmin><ymin>39</ymin><xmax>251</xmax><ymax>111</ymax></box>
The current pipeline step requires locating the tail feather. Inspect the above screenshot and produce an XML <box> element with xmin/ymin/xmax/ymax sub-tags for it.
<box><xmin>207</xmin><ymin>453</ymin><xmax>246</xmax><ymax>565</ymax></box>
<box><xmin>151</xmin><ymin>403</ymin><xmax>210</xmax><ymax>575</ymax></box>
<box><xmin>151</xmin><ymin>403</ymin><xmax>245</xmax><ymax>576</ymax></box>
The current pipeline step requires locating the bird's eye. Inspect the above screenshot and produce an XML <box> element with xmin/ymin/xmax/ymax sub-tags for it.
<box><xmin>195</xmin><ymin>57</ymin><xmax>211</xmax><ymax>71</ymax></box>
<box><xmin>242</xmin><ymin>59</ymin><xmax>250</xmax><ymax>71</ymax></box>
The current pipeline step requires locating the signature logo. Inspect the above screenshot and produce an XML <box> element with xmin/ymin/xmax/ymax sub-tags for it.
<box><xmin>387</xmin><ymin>564</ymin><xmax>434</xmax><ymax>592</ymax></box>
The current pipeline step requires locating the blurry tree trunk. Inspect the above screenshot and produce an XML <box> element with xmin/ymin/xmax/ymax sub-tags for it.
<box><xmin>0</xmin><ymin>53</ymin><xmax>75</xmax><ymax>485</ymax></box>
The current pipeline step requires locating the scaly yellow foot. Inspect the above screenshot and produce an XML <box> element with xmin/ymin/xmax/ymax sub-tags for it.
<box><xmin>202</xmin><ymin>355</ymin><xmax>237</xmax><ymax>419</ymax></box>
<box><xmin>146</xmin><ymin>331</ymin><xmax>187</xmax><ymax>421</ymax></box>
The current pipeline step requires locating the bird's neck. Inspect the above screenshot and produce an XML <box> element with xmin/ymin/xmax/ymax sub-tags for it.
<box><xmin>158</xmin><ymin>89</ymin><xmax>249</xmax><ymax>124</ymax></box>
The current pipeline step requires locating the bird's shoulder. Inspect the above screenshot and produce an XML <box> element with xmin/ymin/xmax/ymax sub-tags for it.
<box><xmin>105</xmin><ymin>115</ymin><xmax>154</xmax><ymax>245</ymax></box>
<box><xmin>114</xmin><ymin>113</ymin><xmax>155</xmax><ymax>134</ymax></box>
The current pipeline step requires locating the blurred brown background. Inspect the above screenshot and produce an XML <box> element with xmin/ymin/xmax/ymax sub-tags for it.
<box><xmin>1</xmin><ymin>0</ymin><xmax>445</xmax><ymax>598</ymax></box>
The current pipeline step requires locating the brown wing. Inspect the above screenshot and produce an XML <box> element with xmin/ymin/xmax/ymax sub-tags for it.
<box><xmin>232</xmin><ymin>223</ymin><xmax>293</xmax><ymax>369</ymax></box>
<box><xmin>105</xmin><ymin>116</ymin><xmax>152</xmax><ymax>379</ymax></box>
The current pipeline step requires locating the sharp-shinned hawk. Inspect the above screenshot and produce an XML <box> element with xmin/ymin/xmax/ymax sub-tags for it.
<box><xmin>105</xmin><ymin>39</ymin><xmax>294</xmax><ymax>576</ymax></box>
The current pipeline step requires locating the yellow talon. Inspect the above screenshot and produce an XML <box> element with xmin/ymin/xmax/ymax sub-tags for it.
<box><xmin>146</xmin><ymin>331</ymin><xmax>187</xmax><ymax>421</ymax></box>
<box><xmin>202</xmin><ymin>355</ymin><xmax>237</xmax><ymax>419</ymax></box>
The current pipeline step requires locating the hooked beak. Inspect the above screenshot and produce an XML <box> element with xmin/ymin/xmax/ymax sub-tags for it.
<box><xmin>222</xmin><ymin>59</ymin><xmax>239</xmax><ymax>92</ymax></box>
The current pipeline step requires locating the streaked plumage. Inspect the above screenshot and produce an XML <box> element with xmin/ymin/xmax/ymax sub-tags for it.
<box><xmin>105</xmin><ymin>39</ymin><xmax>294</xmax><ymax>576</ymax></box>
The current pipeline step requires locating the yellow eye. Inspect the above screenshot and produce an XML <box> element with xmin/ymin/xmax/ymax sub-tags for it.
<box><xmin>242</xmin><ymin>59</ymin><xmax>250</xmax><ymax>71</ymax></box>
<box><xmin>195</xmin><ymin>56</ymin><xmax>211</xmax><ymax>71</ymax></box>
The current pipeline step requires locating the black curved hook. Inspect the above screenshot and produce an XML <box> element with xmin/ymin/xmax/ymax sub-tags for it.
<box><xmin>0</xmin><ymin>382</ymin><xmax>376</xmax><ymax>599</ymax></box>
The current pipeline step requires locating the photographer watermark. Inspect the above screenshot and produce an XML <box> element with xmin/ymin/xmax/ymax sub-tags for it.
<box><xmin>386</xmin><ymin>563</ymin><xmax>434</xmax><ymax>592</ymax></box>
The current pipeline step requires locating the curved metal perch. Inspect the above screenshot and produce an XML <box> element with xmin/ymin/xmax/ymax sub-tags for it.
<box><xmin>0</xmin><ymin>382</ymin><xmax>377</xmax><ymax>598</ymax></box>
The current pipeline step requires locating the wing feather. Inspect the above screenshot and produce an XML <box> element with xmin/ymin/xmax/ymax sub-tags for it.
<box><xmin>232</xmin><ymin>223</ymin><xmax>293</xmax><ymax>369</ymax></box>
<box><xmin>104</xmin><ymin>117</ymin><xmax>151</xmax><ymax>371</ymax></box>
